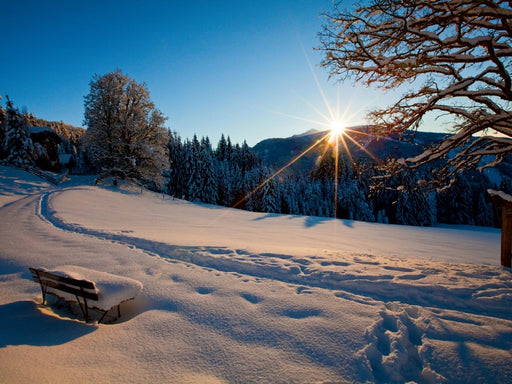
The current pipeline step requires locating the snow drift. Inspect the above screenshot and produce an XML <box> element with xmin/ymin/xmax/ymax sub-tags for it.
<box><xmin>0</xmin><ymin>165</ymin><xmax>511</xmax><ymax>384</ymax></box>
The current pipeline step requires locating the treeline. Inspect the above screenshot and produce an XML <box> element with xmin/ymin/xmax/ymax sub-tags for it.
<box><xmin>0</xmin><ymin>94</ymin><xmax>500</xmax><ymax>227</ymax></box>
<box><xmin>166</xmin><ymin>132</ymin><xmax>274</xmax><ymax>211</ymax></box>
<box><xmin>164</xmin><ymin>131</ymin><xmax>498</xmax><ymax>227</ymax></box>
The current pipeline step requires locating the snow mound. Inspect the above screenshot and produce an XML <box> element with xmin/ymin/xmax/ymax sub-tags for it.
<box><xmin>0</xmin><ymin>166</ymin><xmax>511</xmax><ymax>384</ymax></box>
<box><xmin>40</xmin><ymin>265</ymin><xmax>143</xmax><ymax>311</ymax></box>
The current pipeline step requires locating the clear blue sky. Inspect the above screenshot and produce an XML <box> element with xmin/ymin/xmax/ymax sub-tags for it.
<box><xmin>2</xmin><ymin>0</ymin><xmax>394</xmax><ymax>146</ymax></box>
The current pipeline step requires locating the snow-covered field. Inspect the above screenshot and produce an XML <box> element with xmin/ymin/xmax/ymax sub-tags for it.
<box><xmin>0</xmin><ymin>165</ymin><xmax>511</xmax><ymax>384</ymax></box>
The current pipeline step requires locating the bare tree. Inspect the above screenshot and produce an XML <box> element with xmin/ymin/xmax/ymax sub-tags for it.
<box><xmin>84</xmin><ymin>70</ymin><xmax>169</xmax><ymax>188</ymax></box>
<box><xmin>320</xmin><ymin>0</ymin><xmax>512</xmax><ymax>186</ymax></box>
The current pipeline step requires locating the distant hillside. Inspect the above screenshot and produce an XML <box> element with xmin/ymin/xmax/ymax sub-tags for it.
<box><xmin>253</xmin><ymin>127</ymin><xmax>512</xmax><ymax>180</ymax></box>
<box><xmin>252</xmin><ymin>129</ymin><xmax>329</xmax><ymax>173</ymax></box>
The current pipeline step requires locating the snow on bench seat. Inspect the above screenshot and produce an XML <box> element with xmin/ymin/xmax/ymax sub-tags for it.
<box><xmin>31</xmin><ymin>265</ymin><xmax>143</xmax><ymax>321</ymax></box>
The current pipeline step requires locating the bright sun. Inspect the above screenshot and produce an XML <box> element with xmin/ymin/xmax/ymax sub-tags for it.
<box><xmin>329</xmin><ymin>119</ymin><xmax>346</xmax><ymax>142</ymax></box>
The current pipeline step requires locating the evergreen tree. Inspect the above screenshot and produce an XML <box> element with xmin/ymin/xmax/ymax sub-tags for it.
<box><xmin>186</xmin><ymin>135</ymin><xmax>202</xmax><ymax>202</ymax></box>
<box><xmin>216</xmin><ymin>134</ymin><xmax>229</xmax><ymax>162</ymax></box>
<box><xmin>217</xmin><ymin>159</ymin><xmax>238</xmax><ymax>206</ymax></box>
<box><xmin>226</xmin><ymin>136</ymin><xmax>233</xmax><ymax>161</ymax></box>
<box><xmin>256</xmin><ymin>166</ymin><xmax>280</xmax><ymax>213</ymax></box>
<box><xmin>239</xmin><ymin>140</ymin><xmax>259</xmax><ymax>173</ymax></box>
<box><xmin>4</xmin><ymin>97</ymin><xmax>34</xmax><ymax>166</ymax></box>
<box><xmin>475</xmin><ymin>192</ymin><xmax>495</xmax><ymax>227</ymax></box>
<box><xmin>396</xmin><ymin>172</ymin><xmax>436</xmax><ymax>226</ymax></box>
<box><xmin>0</xmin><ymin>104</ymin><xmax>6</xmax><ymax>159</ymax></box>
<box><xmin>470</xmin><ymin>173</ymin><xmax>495</xmax><ymax>227</ymax></box>
<box><xmin>438</xmin><ymin>173</ymin><xmax>474</xmax><ymax>225</ymax></box>
<box><xmin>303</xmin><ymin>179</ymin><xmax>325</xmax><ymax>217</ymax></box>
<box><xmin>199</xmin><ymin>136</ymin><xmax>218</xmax><ymax>204</ymax></box>
<box><xmin>280</xmin><ymin>175</ymin><xmax>301</xmax><ymax>215</ymax></box>
<box><xmin>167</xmin><ymin>131</ymin><xmax>185</xmax><ymax>198</ymax></box>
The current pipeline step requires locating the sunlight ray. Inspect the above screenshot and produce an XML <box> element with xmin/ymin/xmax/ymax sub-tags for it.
<box><xmin>293</xmin><ymin>93</ymin><xmax>334</xmax><ymax>124</ymax></box>
<box><xmin>342</xmin><ymin>132</ymin><xmax>378</xmax><ymax>161</ymax></box>
<box><xmin>339</xmin><ymin>135</ymin><xmax>355</xmax><ymax>164</ymax></box>
<box><xmin>270</xmin><ymin>109</ymin><xmax>331</xmax><ymax>128</ymax></box>
<box><xmin>232</xmin><ymin>132</ymin><xmax>331</xmax><ymax>210</ymax></box>
<box><xmin>235</xmin><ymin>51</ymin><xmax>382</xmax><ymax>219</ymax></box>
<box><xmin>301</xmin><ymin>44</ymin><xmax>336</xmax><ymax>121</ymax></box>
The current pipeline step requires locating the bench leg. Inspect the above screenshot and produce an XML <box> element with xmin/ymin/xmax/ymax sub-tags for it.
<box><xmin>98</xmin><ymin>310</ymin><xmax>109</xmax><ymax>324</ymax></box>
<box><xmin>97</xmin><ymin>304</ymin><xmax>122</xmax><ymax>324</ymax></box>
<box><xmin>74</xmin><ymin>295</ymin><xmax>89</xmax><ymax>322</ymax></box>
<box><xmin>41</xmin><ymin>282</ymin><xmax>48</xmax><ymax>305</ymax></box>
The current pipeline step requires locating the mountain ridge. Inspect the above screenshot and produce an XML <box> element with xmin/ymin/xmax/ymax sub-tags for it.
<box><xmin>252</xmin><ymin>127</ymin><xmax>453</xmax><ymax>175</ymax></box>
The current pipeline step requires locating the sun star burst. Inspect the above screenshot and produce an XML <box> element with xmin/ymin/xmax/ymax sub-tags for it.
<box><xmin>329</xmin><ymin>119</ymin><xmax>346</xmax><ymax>143</ymax></box>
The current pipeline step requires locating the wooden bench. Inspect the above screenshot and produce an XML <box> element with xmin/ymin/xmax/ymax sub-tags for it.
<box><xmin>30</xmin><ymin>266</ymin><xmax>143</xmax><ymax>323</ymax></box>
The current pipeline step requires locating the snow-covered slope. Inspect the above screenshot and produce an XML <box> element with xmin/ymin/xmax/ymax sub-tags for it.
<box><xmin>0</xmin><ymin>165</ymin><xmax>511</xmax><ymax>383</ymax></box>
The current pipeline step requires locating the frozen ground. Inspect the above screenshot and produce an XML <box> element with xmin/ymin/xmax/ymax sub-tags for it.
<box><xmin>0</xmin><ymin>165</ymin><xmax>511</xmax><ymax>383</ymax></box>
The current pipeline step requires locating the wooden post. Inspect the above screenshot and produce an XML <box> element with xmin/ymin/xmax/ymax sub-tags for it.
<box><xmin>489</xmin><ymin>189</ymin><xmax>512</xmax><ymax>268</ymax></box>
<box><xmin>501</xmin><ymin>208</ymin><xmax>512</xmax><ymax>268</ymax></box>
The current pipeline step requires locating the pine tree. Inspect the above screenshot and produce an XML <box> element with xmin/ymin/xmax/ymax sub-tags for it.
<box><xmin>239</xmin><ymin>140</ymin><xmax>259</xmax><ymax>173</ymax></box>
<box><xmin>257</xmin><ymin>166</ymin><xmax>280</xmax><ymax>213</ymax></box>
<box><xmin>186</xmin><ymin>135</ymin><xmax>202</xmax><ymax>202</ymax></box>
<box><xmin>475</xmin><ymin>192</ymin><xmax>494</xmax><ymax>227</ymax></box>
<box><xmin>438</xmin><ymin>173</ymin><xmax>473</xmax><ymax>225</ymax></box>
<box><xmin>217</xmin><ymin>159</ymin><xmax>237</xmax><ymax>206</ymax></box>
<box><xmin>167</xmin><ymin>131</ymin><xmax>185</xmax><ymax>198</ymax></box>
<box><xmin>396</xmin><ymin>173</ymin><xmax>435</xmax><ymax>226</ymax></box>
<box><xmin>199</xmin><ymin>136</ymin><xmax>218</xmax><ymax>204</ymax></box>
<box><xmin>0</xmin><ymin>104</ymin><xmax>6</xmax><ymax>159</ymax></box>
<box><xmin>280</xmin><ymin>175</ymin><xmax>300</xmax><ymax>215</ymax></box>
<box><xmin>216</xmin><ymin>134</ymin><xmax>228</xmax><ymax>162</ymax></box>
<box><xmin>303</xmin><ymin>179</ymin><xmax>324</xmax><ymax>217</ymax></box>
<box><xmin>4</xmin><ymin>97</ymin><xmax>34</xmax><ymax>166</ymax></box>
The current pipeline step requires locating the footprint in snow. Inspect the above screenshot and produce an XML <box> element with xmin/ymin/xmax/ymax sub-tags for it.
<box><xmin>240</xmin><ymin>293</ymin><xmax>263</xmax><ymax>304</ymax></box>
<box><xmin>281</xmin><ymin>307</ymin><xmax>322</xmax><ymax>319</ymax></box>
<box><xmin>362</xmin><ymin>303</ymin><xmax>445</xmax><ymax>383</ymax></box>
<box><xmin>196</xmin><ymin>287</ymin><xmax>214</xmax><ymax>295</ymax></box>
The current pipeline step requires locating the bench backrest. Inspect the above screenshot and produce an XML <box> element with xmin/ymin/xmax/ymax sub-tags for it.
<box><xmin>29</xmin><ymin>267</ymin><xmax>99</xmax><ymax>301</ymax></box>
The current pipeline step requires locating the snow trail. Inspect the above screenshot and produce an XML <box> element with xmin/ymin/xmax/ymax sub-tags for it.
<box><xmin>1</xmin><ymin>167</ymin><xmax>512</xmax><ymax>383</ymax></box>
<box><xmin>38</xmin><ymin>187</ymin><xmax>512</xmax><ymax>320</ymax></box>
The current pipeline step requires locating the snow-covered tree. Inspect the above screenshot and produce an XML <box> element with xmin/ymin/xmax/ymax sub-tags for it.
<box><xmin>216</xmin><ymin>134</ymin><xmax>234</xmax><ymax>162</ymax></box>
<box><xmin>255</xmin><ymin>166</ymin><xmax>280</xmax><ymax>213</ymax></box>
<box><xmin>0</xmin><ymin>104</ymin><xmax>6</xmax><ymax>159</ymax></box>
<box><xmin>185</xmin><ymin>135</ymin><xmax>203</xmax><ymax>202</ymax></box>
<box><xmin>396</xmin><ymin>174</ymin><xmax>436</xmax><ymax>226</ymax></box>
<box><xmin>167</xmin><ymin>131</ymin><xmax>186</xmax><ymax>198</ymax></box>
<box><xmin>199</xmin><ymin>136</ymin><xmax>218</xmax><ymax>204</ymax></box>
<box><xmin>216</xmin><ymin>159</ymin><xmax>239</xmax><ymax>206</ymax></box>
<box><xmin>83</xmin><ymin>70</ymin><xmax>169</xmax><ymax>188</ymax></box>
<box><xmin>475</xmin><ymin>192</ymin><xmax>495</xmax><ymax>227</ymax></box>
<box><xmin>4</xmin><ymin>97</ymin><xmax>34</xmax><ymax>166</ymax></box>
<box><xmin>437</xmin><ymin>173</ymin><xmax>474</xmax><ymax>224</ymax></box>
<box><xmin>320</xmin><ymin>0</ymin><xmax>512</xmax><ymax>186</ymax></box>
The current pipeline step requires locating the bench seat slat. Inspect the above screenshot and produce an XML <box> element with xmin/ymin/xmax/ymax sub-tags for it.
<box><xmin>32</xmin><ymin>276</ymin><xmax>99</xmax><ymax>301</ymax></box>
<box><xmin>30</xmin><ymin>267</ymin><xmax>96</xmax><ymax>289</ymax></box>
